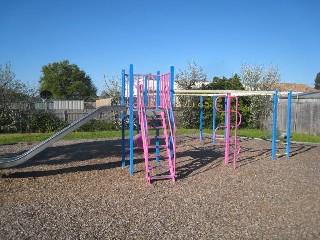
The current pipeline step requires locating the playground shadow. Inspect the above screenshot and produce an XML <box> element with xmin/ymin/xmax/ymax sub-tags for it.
<box><xmin>9</xmin><ymin>139</ymin><xmax>124</xmax><ymax>167</ymax></box>
<box><xmin>3</xmin><ymin>136</ymin><xmax>316</xmax><ymax>179</ymax></box>
<box><xmin>265</xmin><ymin>141</ymin><xmax>316</xmax><ymax>159</ymax></box>
<box><xmin>236</xmin><ymin>138</ymin><xmax>317</xmax><ymax>168</ymax></box>
<box><xmin>176</xmin><ymin>139</ymin><xmax>225</xmax><ymax>180</ymax></box>
<box><xmin>2</xmin><ymin>139</ymin><xmax>144</xmax><ymax>178</ymax></box>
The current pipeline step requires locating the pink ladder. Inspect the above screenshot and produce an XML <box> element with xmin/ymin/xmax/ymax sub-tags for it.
<box><xmin>138</xmin><ymin>86</ymin><xmax>176</xmax><ymax>184</ymax></box>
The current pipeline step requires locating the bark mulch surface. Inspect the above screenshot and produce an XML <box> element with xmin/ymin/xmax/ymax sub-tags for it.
<box><xmin>1</xmin><ymin>134</ymin><xmax>319</xmax><ymax>239</ymax></box>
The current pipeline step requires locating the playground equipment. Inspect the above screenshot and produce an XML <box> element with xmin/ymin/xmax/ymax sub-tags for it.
<box><xmin>175</xmin><ymin>89</ymin><xmax>293</xmax><ymax>164</ymax></box>
<box><xmin>121</xmin><ymin>64</ymin><xmax>176</xmax><ymax>183</ymax></box>
<box><xmin>0</xmin><ymin>62</ymin><xmax>294</xmax><ymax>184</ymax></box>
<box><xmin>213</xmin><ymin>93</ymin><xmax>242</xmax><ymax>168</ymax></box>
<box><xmin>0</xmin><ymin>105</ymin><xmax>125</xmax><ymax>168</ymax></box>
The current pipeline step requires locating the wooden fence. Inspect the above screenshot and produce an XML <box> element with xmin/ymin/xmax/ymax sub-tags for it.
<box><xmin>53</xmin><ymin>99</ymin><xmax>319</xmax><ymax>135</ymax></box>
<box><xmin>277</xmin><ymin>100</ymin><xmax>320</xmax><ymax>135</ymax></box>
<box><xmin>53</xmin><ymin>109</ymin><xmax>118</xmax><ymax>122</ymax></box>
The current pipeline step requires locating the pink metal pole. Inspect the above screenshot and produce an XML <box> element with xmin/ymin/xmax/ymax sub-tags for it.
<box><xmin>225</xmin><ymin>93</ymin><xmax>231</xmax><ymax>165</ymax></box>
<box><xmin>234</xmin><ymin>97</ymin><xmax>238</xmax><ymax>169</ymax></box>
<box><xmin>126</xmin><ymin>75</ymin><xmax>129</xmax><ymax>107</ymax></box>
<box><xmin>152</xmin><ymin>75</ymin><xmax>155</xmax><ymax>107</ymax></box>
<box><xmin>160</xmin><ymin>75</ymin><xmax>164</xmax><ymax>108</ymax></box>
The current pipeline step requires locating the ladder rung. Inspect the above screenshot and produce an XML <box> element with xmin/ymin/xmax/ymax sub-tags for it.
<box><xmin>146</xmin><ymin>117</ymin><xmax>163</xmax><ymax>121</ymax></box>
<box><xmin>149</xmin><ymin>135</ymin><xmax>166</xmax><ymax>140</ymax></box>
<box><xmin>149</xmin><ymin>126</ymin><xmax>164</xmax><ymax>130</ymax></box>
<box><xmin>149</xmin><ymin>164</ymin><xmax>170</xmax><ymax>170</ymax></box>
<box><xmin>148</xmin><ymin>154</ymin><xmax>168</xmax><ymax>160</ymax></box>
<box><xmin>148</xmin><ymin>145</ymin><xmax>167</xmax><ymax>149</ymax></box>
<box><xmin>150</xmin><ymin>175</ymin><xmax>173</xmax><ymax>180</ymax></box>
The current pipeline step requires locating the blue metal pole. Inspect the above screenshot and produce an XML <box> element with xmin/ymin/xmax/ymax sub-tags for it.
<box><xmin>212</xmin><ymin>96</ymin><xmax>216</xmax><ymax>143</ymax></box>
<box><xmin>200</xmin><ymin>96</ymin><xmax>203</xmax><ymax>140</ymax></box>
<box><xmin>156</xmin><ymin>71</ymin><xmax>160</xmax><ymax>109</ymax></box>
<box><xmin>170</xmin><ymin>66</ymin><xmax>174</xmax><ymax>108</ymax></box>
<box><xmin>286</xmin><ymin>91</ymin><xmax>292</xmax><ymax>158</ymax></box>
<box><xmin>144</xmin><ymin>76</ymin><xmax>148</xmax><ymax>107</ymax></box>
<box><xmin>271</xmin><ymin>91</ymin><xmax>278</xmax><ymax>160</ymax></box>
<box><xmin>155</xmin><ymin>71</ymin><xmax>160</xmax><ymax>161</ymax></box>
<box><xmin>121</xmin><ymin>69</ymin><xmax>126</xmax><ymax>168</ymax></box>
<box><xmin>129</xmin><ymin>64</ymin><xmax>134</xmax><ymax>174</ymax></box>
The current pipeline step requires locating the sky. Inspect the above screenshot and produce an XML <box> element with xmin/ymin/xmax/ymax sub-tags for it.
<box><xmin>1</xmin><ymin>0</ymin><xmax>319</xmax><ymax>94</ymax></box>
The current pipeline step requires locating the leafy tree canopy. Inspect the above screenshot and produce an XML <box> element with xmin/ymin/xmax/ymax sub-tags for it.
<box><xmin>204</xmin><ymin>74</ymin><xmax>245</xmax><ymax>90</ymax></box>
<box><xmin>39</xmin><ymin>60</ymin><xmax>97</xmax><ymax>100</ymax></box>
<box><xmin>240</xmin><ymin>64</ymin><xmax>281</xmax><ymax>129</ymax></box>
<box><xmin>175</xmin><ymin>61</ymin><xmax>207</xmax><ymax>90</ymax></box>
<box><xmin>0</xmin><ymin>62</ymin><xmax>34</xmax><ymax>107</ymax></box>
<box><xmin>314</xmin><ymin>72</ymin><xmax>320</xmax><ymax>90</ymax></box>
<box><xmin>240</xmin><ymin>64</ymin><xmax>280</xmax><ymax>91</ymax></box>
<box><xmin>100</xmin><ymin>75</ymin><xmax>121</xmax><ymax>105</ymax></box>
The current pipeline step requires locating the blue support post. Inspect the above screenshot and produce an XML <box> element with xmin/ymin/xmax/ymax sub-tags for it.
<box><xmin>200</xmin><ymin>96</ymin><xmax>203</xmax><ymax>140</ymax></box>
<box><xmin>212</xmin><ymin>96</ymin><xmax>216</xmax><ymax>143</ymax></box>
<box><xmin>170</xmin><ymin>66</ymin><xmax>174</xmax><ymax>108</ymax></box>
<box><xmin>286</xmin><ymin>91</ymin><xmax>292</xmax><ymax>158</ymax></box>
<box><xmin>156</xmin><ymin>71</ymin><xmax>160</xmax><ymax>109</ymax></box>
<box><xmin>271</xmin><ymin>91</ymin><xmax>278</xmax><ymax>160</ymax></box>
<box><xmin>144</xmin><ymin>76</ymin><xmax>148</xmax><ymax>107</ymax></box>
<box><xmin>155</xmin><ymin>71</ymin><xmax>160</xmax><ymax>161</ymax></box>
<box><xmin>129</xmin><ymin>64</ymin><xmax>134</xmax><ymax>174</ymax></box>
<box><xmin>121</xmin><ymin>70</ymin><xmax>126</xmax><ymax>168</ymax></box>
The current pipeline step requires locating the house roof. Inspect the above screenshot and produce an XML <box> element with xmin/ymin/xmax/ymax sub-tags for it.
<box><xmin>273</xmin><ymin>82</ymin><xmax>317</xmax><ymax>92</ymax></box>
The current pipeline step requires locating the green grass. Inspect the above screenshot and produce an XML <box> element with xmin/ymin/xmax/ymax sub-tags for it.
<box><xmin>290</xmin><ymin>132</ymin><xmax>320</xmax><ymax>143</ymax></box>
<box><xmin>0</xmin><ymin>131</ymin><xmax>125</xmax><ymax>145</ymax></box>
<box><xmin>0</xmin><ymin>128</ymin><xmax>319</xmax><ymax>145</ymax></box>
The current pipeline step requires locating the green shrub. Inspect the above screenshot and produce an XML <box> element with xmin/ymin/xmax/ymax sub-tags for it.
<box><xmin>0</xmin><ymin>108</ymin><xmax>32</xmax><ymax>133</ymax></box>
<box><xmin>76</xmin><ymin>119</ymin><xmax>121</xmax><ymax>132</ymax></box>
<box><xmin>29</xmin><ymin>110</ymin><xmax>68</xmax><ymax>133</ymax></box>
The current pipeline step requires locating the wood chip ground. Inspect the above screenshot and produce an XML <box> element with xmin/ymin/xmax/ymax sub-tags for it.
<box><xmin>1</xmin><ymin>134</ymin><xmax>319</xmax><ymax>239</ymax></box>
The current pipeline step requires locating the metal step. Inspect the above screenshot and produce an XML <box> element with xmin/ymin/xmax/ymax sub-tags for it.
<box><xmin>150</xmin><ymin>175</ymin><xmax>174</xmax><ymax>180</ymax></box>
<box><xmin>148</xmin><ymin>135</ymin><xmax>166</xmax><ymax>140</ymax></box>
<box><xmin>148</xmin><ymin>164</ymin><xmax>170</xmax><ymax>170</ymax></box>
<box><xmin>148</xmin><ymin>145</ymin><xmax>167</xmax><ymax>149</ymax></box>
<box><xmin>148</xmin><ymin>154</ymin><xmax>168</xmax><ymax>160</ymax></box>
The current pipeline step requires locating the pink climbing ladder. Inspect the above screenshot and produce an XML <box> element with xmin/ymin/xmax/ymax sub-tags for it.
<box><xmin>138</xmin><ymin>82</ymin><xmax>176</xmax><ymax>184</ymax></box>
<box><xmin>214</xmin><ymin>93</ymin><xmax>242</xmax><ymax>168</ymax></box>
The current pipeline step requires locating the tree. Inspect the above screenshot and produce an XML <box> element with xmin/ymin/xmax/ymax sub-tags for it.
<box><xmin>100</xmin><ymin>75</ymin><xmax>121</xmax><ymax>105</ymax></box>
<box><xmin>315</xmin><ymin>72</ymin><xmax>320</xmax><ymax>90</ymax></box>
<box><xmin>240</xmin><ymin>64</ymin><xmax>281</xmax><ymax>129</ymax></box>
<box><xmin>201</xmin><ymin>74</ymin><xmax>251</xmax><ymax>127</ymax></box>
<box><xmin>39</xmin><ymin>60</ymin><xmax>97</xmax><ymax>100</ymax></box>
<box><xmin>0</xmin><ymin>62</ymin><xmax>39</xmax><ymax>133</ymax></box>
<box><xmin>204</xmin><ymin>74</ymin><xmax>245</xmax><ymax>90</ymax></box>
<box><xmin>175</xmin><ymin>61</ymin><xmax>207</xmax><ymax>128</ymax></box>
<box><xmin>175</xmin><ymin>61</ymin><xmax>207</xmax><ymax>90</ymax></box>
<box><xmin>240</xmin><ymin>64</ymin><xmax>280</xmax><ymax>91</ymax></box>
<box><xmin>0</xmin><ymin>62</ymin><xmax>32</xmax><ymax>107</ymax></box>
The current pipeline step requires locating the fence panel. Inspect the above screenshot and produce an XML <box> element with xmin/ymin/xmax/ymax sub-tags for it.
<box><xmin>53</xmin><ymin>100</ymin><xmax>84</xmax><ymax>110</ymax></box>
<box><xmin>278</xmin><ymin>100</ymin><xmax>320</xmax><ymax>135</ymax></box>
<box><xmin>53</xmin><ymin>109</ymin><xmax>118</xmax><ymax>122</ymax></box>
<box><xmin>96</xmin><ymin>98</ymin><xmax>112</xmax><ymax>108</ymax></box>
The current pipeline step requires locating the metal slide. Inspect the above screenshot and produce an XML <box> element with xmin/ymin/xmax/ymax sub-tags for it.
<box><xmin>0</xmin><ymin>105</ymin><xmax>126</xmax><ymax>169</ymax></box>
